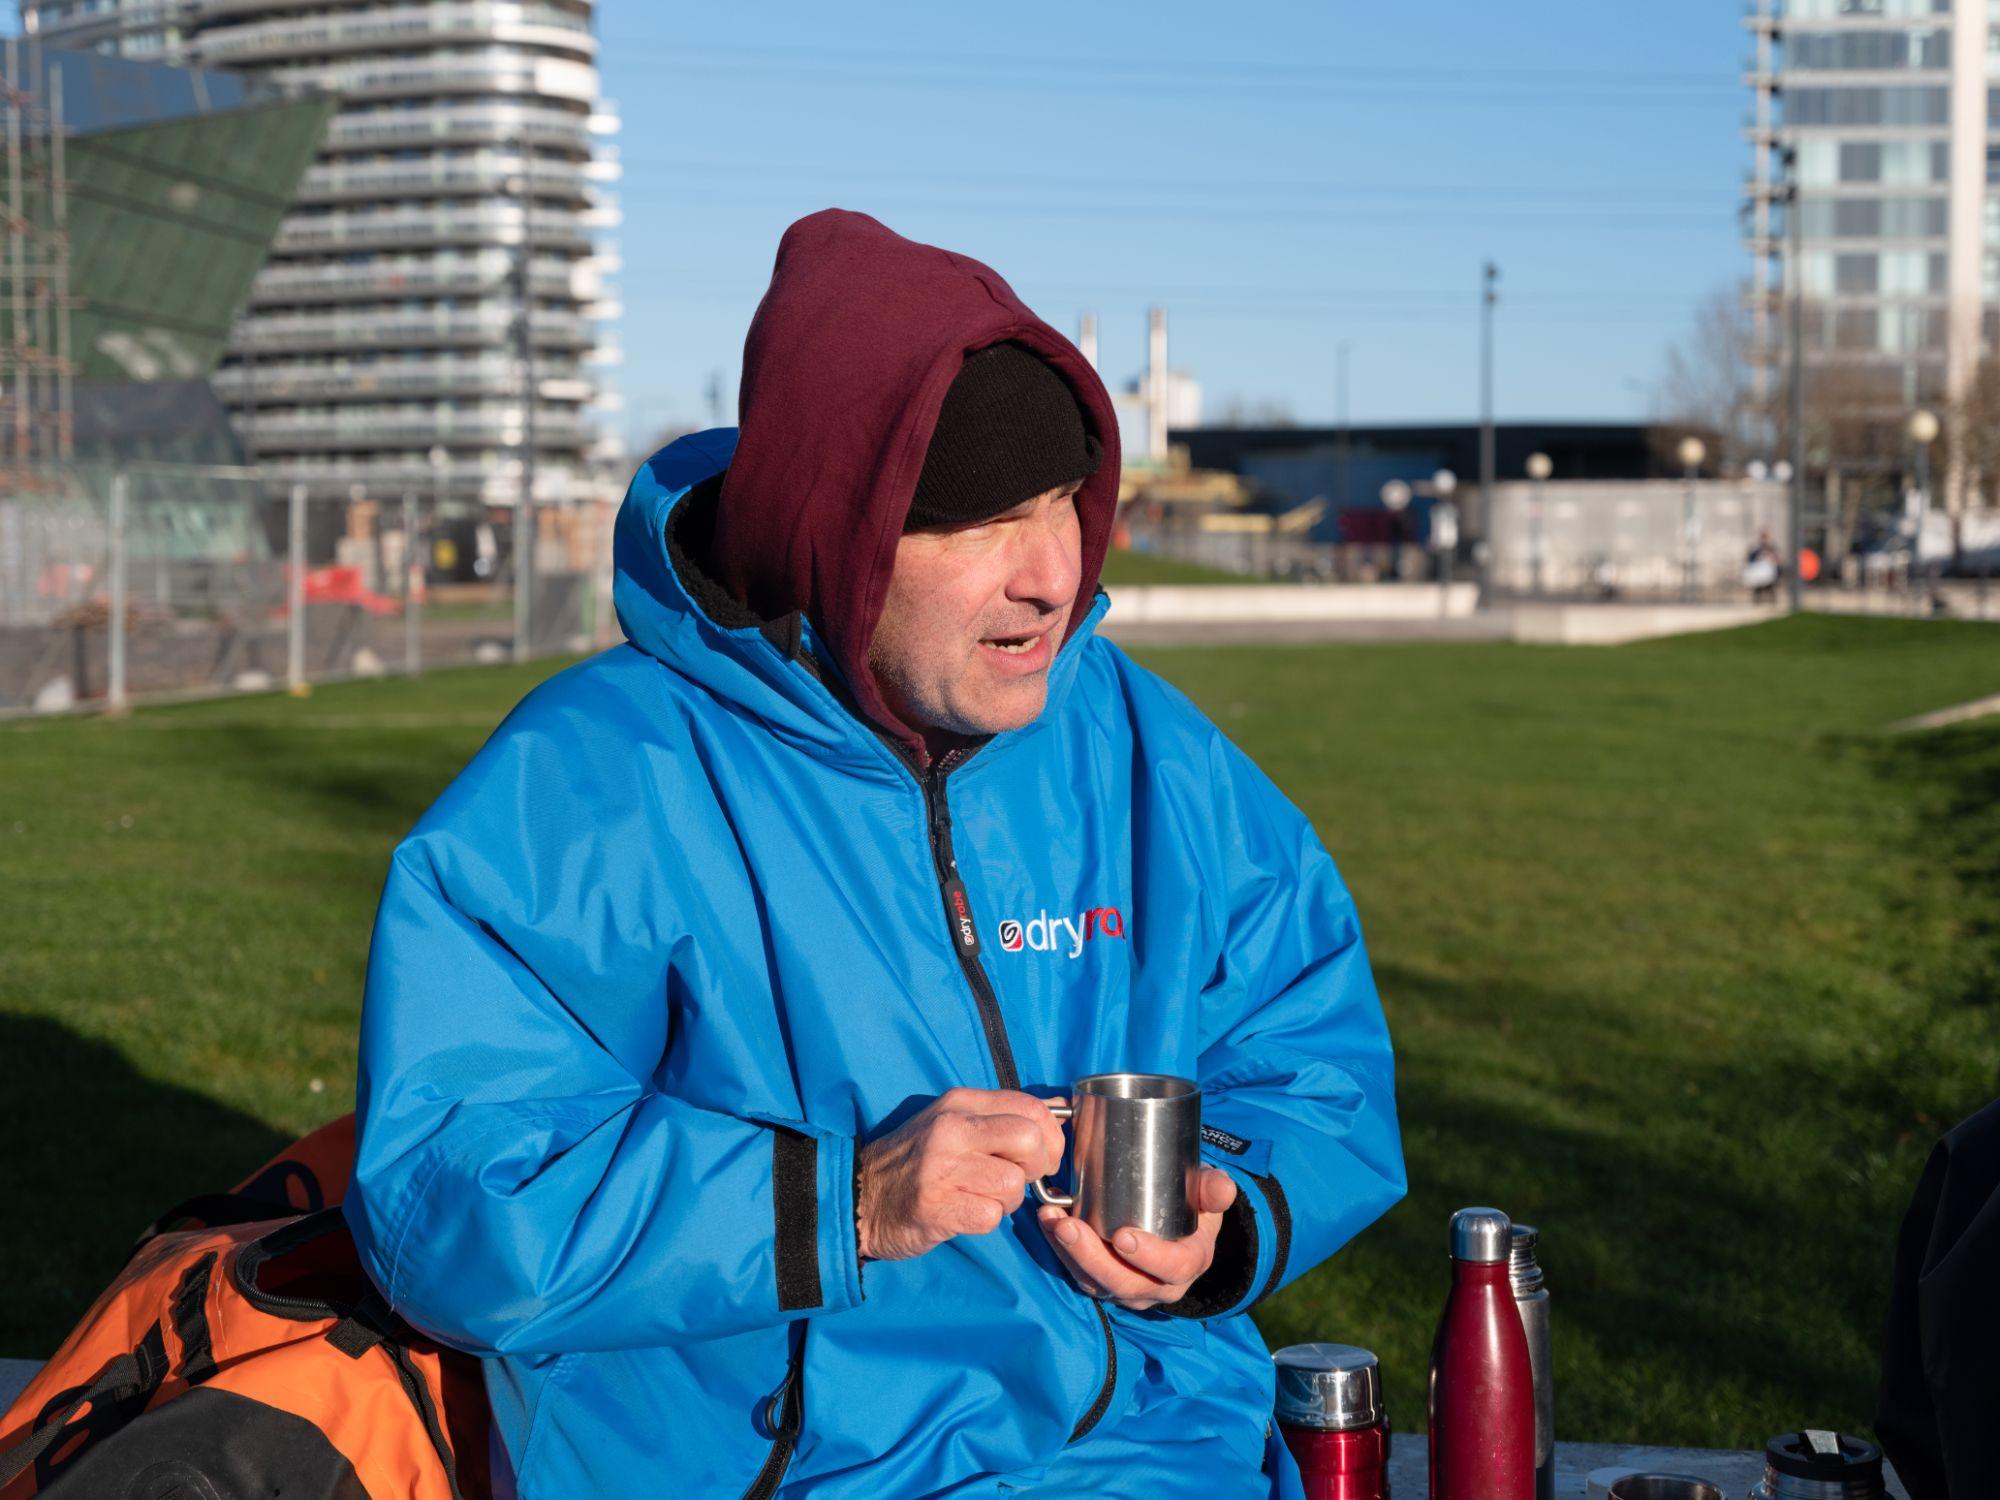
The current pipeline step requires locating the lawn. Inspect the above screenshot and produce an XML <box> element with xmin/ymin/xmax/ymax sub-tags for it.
<box><xmin>2</xmin><ymin>614</ymin><xmax>1997</xmax><ymax>1454</ymax></box>
<box><xmin>1097</xmin><ymin>547</ymin><xmax>1247</xmax><ymax>585</ymax></box>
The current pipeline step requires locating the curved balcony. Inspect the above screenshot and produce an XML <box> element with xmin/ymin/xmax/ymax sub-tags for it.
<box><xmin>322</xmin><ymin>102</ymin><xmax>595</xmax><ymax>155</ymax></box>
<box><xmin>234</xmin><ymin>306</ymin><xmax>597</xmax><ymax>355</ymax></box>
<box><xmin>249</xmin><ymin>254</ymin><xmax>585</xmax><ymax>307</ymax></box>
<box><xmin>194</xmin><ymin>3</ymin><xmax>593</xmax><ymax>66</ymax></box>
<box><xmin>236</xmin><ymin>407</ymin><xmax>596</xmax><ymax>452</ymax></box>
<box><xmin>214</xmin><ymin>356</ymin><xmax>590</xmax><ymax>403</ymax></box>
<box><xmin>254</xmin><ymin>454</ymin><xmax>591</xmax><ymax>506</ymax></box>
<box><xmin>274</xmin><ymin>205</ymin><xmax>594</xmax><ymax>255</ymax></box>
<box><xmin>294</xmin><ymin>156</ymin><xmax>593</xmax><ymax>207</ymax></box>
<box><xmin>264</xmin><ymin>51</ymin><xmax>599</xmax><ymax>105</ymax></box>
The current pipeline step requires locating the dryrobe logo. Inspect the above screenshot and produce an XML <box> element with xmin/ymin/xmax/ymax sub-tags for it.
<box><xmin>996</xmin><ymin>907</ymin><xmax>1126</xmax><ymax>958</ymax></box>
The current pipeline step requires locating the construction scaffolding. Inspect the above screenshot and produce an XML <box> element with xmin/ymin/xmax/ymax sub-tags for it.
<box><xmin>0</xmin><ymin>37</ymin><xmax>76</xmax><ymax>484</ymax></box>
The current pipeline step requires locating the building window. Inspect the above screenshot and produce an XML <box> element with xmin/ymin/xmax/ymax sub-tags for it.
<box><xmin>1835</xmin><ymin>252</ymin><xmax>1880</xmax><ymax>292</ymax></box>
<box><xmin>1788</xmin><ymin>85</ymin><xmax>1948</xmax><ymax>127</ymax></box>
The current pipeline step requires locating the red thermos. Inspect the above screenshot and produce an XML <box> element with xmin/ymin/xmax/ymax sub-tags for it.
<box><xmin>1273</xmin><ymin>1343</ymin><xmax>1390</xmax><ymax>1500</ymax></box>
<box><xmin>1428</xmin><ymin>1207</ymin><xmax>1535</xmax><ymax>1500</ymax></box>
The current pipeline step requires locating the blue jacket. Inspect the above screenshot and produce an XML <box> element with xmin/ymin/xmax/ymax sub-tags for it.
<box><xmin>344</xmin><ymin>432</ymin><xmax>1406</xmax><ymax>1496</ymax></box>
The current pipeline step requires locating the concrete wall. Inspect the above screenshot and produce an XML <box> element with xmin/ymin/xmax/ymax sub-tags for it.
<box><xmin>1487</xmin><ymin>479</ymin><xmax>1790</xmax><ymax>595</ymax></box>
<box><xmin>1110</xmin><ymin>582</ymin><xmax>1479</xmax><ymax>622</ymax></box>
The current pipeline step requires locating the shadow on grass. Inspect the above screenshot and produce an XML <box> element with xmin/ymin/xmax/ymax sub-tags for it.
<box><xmin>0</xmin><ymin>1014</ymin><xmax>291</xmax><ymax>1358</ymax></box>
<box><xmin>205</xmin><ymin>717</ymin><xmax>473</xmax><ymax>834</ymax></box>
<box><xmin>1260</xmin><ymin>958</ymin><xmax>1963</xmax><ymax>1444</ymax></box>
<box><xmin>1867</xmin><ymin>721</ymin><xmax>2000</xmax><ymax>1012</ymax></box>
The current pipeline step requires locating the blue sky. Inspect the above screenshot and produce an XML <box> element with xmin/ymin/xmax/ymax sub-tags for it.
<box><xmin>597</xmin><ymin>2</ymin><xmax>1747</xmax><ymax>449</ymax></box>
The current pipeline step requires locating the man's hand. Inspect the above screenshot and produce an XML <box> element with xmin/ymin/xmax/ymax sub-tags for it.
<box><xmin>856</xmin><ymin>1088</ymin><xmax>1065</xmax><ymax>1262</ymax></box>
<box><xmin>1036</xmin><ymin>1168</ymin><xmax>1238</xmax><ymax>1311</ymax></box>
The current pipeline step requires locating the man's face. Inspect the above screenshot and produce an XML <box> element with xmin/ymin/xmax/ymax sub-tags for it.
<box><xmin>868</xmin><ymin>481</ymin><xmax>1084</xmax><ymax>745</ymax></box>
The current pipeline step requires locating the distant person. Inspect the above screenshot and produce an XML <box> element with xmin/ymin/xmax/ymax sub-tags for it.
<box><xmin>344</xmin><ymin>210</ymin><xmax>1405</xmax><ymax>1498</ymax></box>
<box><xmin>1745</xmin><ymin>527</ymin><xmax>1784</xmax><ymax>604</ymax></box>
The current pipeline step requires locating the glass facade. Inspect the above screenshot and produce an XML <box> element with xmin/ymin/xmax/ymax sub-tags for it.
<box><xmin>20</xmin><ymin>0</ymin><xmax>620</xmax><ymax>506</ymax></box>
<box><xmin>1745</xmin><ymin>0</ymin><xmax>1977</xmax><ymax>406</ymax></box>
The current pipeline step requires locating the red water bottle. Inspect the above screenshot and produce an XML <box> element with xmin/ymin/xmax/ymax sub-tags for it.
<box><xmin>1273</xmin><ymin>1343</ymin><xmax>1390</xmax><ymax>1500</ymax></box>
<box><xmin>1428</xmin><ymin>1207</ymin><xmax>1535</xmax><ymax>1500</ymax></box>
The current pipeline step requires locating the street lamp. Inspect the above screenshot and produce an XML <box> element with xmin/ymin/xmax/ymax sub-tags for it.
<box><xmin>1907</xmin><ymin>408</ymin><xmax>1939</xmax><ymax>612</ymax></box>
<box><xmin>1676</xmin><ymin>435</ymin><xmax>1706</xmax><ymax>601</ymax></box>
<box><xmin>1431</xmin><ymin>469</ymin><xmax>1459</xmax><ymax>614</ymax></box>
<box><xmin>1524</xmin><ymin>452</ymin><xmax>1552</xmax><ymax>596</ymax></box>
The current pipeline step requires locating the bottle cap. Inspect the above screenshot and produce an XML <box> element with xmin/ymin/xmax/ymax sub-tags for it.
<box><xmin>1272</xmin><ymin>1343</ymin><xmax>1383</xmax><ymax>1432</ymax></box>
<box><xmin>1762</xmin><ymin>1430</ymin><xmax>1883</xmax><ymax>1481</ymax></box>
<box><xmin>1450</xmin><ymin>1206</ymin><xmax>1512</xmax><ymax>1263</ymax></box>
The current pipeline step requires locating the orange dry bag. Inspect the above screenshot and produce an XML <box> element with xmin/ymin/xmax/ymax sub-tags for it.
<box><xmin>0</xmin><ymin>1115</ymin><xmax>490</xmax><ymax>1499</ymax></box>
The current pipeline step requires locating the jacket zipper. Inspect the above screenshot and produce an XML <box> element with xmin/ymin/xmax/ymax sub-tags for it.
<box><xmin>921</xmin><ymin>752</ymin><xmax>1020</xmax><ymax>1091</ymax></box>
<box><xmin>919</xmin><ymin>753</ymin><xmax>1117</xmax><ymax>1442</ymax></box>
<box><xmin>740</xmin><ymin>1327</ymin><xmax>806</xmax><ymax>1500</ymax></box>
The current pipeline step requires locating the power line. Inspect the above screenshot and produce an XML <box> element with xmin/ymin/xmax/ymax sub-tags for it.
<box><xmin>599</xmin><ymin>40</ymin><xmax>1737</xmax><ymax>99</ymax></box>
<box><xmin>634</xmin><ymin>183</ymin><xmax>1726</xmax><ymax>231</ymax></box>
<box><xmin>616</xmin><ymin>155</ymin><xmax>1723</xmax><ymax>208</ymax></box>
<box><xmin>602</xmin><ymin>56</ymin><xmax>1735</xmax><ymax>109</ymax></box>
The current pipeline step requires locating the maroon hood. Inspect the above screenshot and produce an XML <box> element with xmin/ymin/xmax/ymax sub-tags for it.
<box><xmin>710</xmin><ymin>209</ymin><xmax>1121</xmax><ymax>761</ymax></box>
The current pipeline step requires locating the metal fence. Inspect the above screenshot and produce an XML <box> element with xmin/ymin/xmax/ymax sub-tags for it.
<box><xmin>0</xmin><ymin>463</ymin><xmax>618</xmax><ymax>715</ymax></box>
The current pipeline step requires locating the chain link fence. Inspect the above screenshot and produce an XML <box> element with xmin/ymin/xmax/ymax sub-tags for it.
<box><xmin>0</xmin><ymin>463</ymin><xmax>618</xmax><ymax>716</ymax></box>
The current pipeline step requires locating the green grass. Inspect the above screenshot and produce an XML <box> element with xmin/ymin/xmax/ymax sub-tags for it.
<box><xmin>2</xmin><ymin>616</ymin><xmax>1997</xmax><ymax>1454</ymax></box>
<box><xmin>1097</xmin><ymin>547</ymin><xmax>1247</xmax><ymax>585</ymax></box>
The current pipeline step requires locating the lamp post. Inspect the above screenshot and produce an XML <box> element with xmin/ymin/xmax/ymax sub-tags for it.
<box><xmin>1380</xmin><ymin>479</ymin><xmax>1412</xmax><ymax>582</ymax></box>
<box><xmin>1524</xmin><ymin>451</ymin><xmax>1552</xmax><ymax>596</ymax></box>
<box><xmin>1432</xmin><ymin>468</ymin><xmax>1459</xmax><ymax>615</ymax></box>
<box><xmin>1676</xmin><ymin>435</ymin><xmax>1706</xmax><ymax>601</ymax></box>
<box><xmin>1907</xmin><ymin>408</ymin><xmax>1939</xmax><ymax>613</ymax></box>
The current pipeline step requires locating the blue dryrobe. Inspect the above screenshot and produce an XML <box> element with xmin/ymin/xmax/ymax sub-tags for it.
<box><xmin>344</xmin><ymin>431</ymin><xmax>1406</xmax><ymax>1497</ymax></box>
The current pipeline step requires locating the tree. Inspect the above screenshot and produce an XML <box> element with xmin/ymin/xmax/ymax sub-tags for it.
<box><xmin>1650</xmin><ymin>285</ymin><xmax>1921</xmax><ymax>568</ymax></box>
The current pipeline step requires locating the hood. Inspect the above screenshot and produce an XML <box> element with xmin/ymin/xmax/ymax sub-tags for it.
<box><xmin>709</xmin><ymin>208</ymin><xmax>1122</xmax><ymax>761</ymax></box>
<box><xmin>611</xmin><ymin>433</ymin><xmax>1111</xmax><ymax>782</ymax></box>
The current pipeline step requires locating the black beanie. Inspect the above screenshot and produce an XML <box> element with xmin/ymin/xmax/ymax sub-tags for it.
<box><xmin>905</xmin><ymin>341</ymin><xmax>1104</xmax><ymax>531</ymax></box>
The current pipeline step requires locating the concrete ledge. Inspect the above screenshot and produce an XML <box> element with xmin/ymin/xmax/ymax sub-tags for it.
<box><xmin>1504</xmin><ymin>602</ymin><xmax>1774</xmax><ymax>646</ymax></box>
<box><xmin>1111</xmin><ymin>583</ymin><xmax>1479</xmax><ymax>623</ymax></box>
<box><xmin>0</xmin><ymin>1358</ymin><xmax>39</xmax><ymax>1413</ymax></box>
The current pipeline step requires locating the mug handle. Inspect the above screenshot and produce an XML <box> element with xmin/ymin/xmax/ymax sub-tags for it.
<box><xmin>1029</xmin><ymin>1102</ymin><xmax>1074</xmax><ymax>1208</ymax></box>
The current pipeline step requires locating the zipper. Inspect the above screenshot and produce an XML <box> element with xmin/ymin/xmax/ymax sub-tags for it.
<box><xmin>384</xmin><ymin>1342</ymin><xmax>468</xmax><ymax>1500</ymax></box>
<box><xmin>1067</xmin><ymin>1302</ymin><xmax>1118</xmax><ymax>1442</ymax></box>
<box><xmin>740</xmin><ymin>1336</ymin><xmax>805</xmax><ymax>1500</ymax></box>
<box><xmin>920</xmin><ymin>752</ymin><xmax>1020</xmax><ymax>1091</ymax></box>
<box><xmin>918</xmin><ymin>753</ymin><xmax>1117</xmax><ymax>1442</ymax></box>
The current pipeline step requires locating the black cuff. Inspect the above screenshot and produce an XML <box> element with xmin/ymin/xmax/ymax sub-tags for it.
<box><xmin>771</xmin><ymin>1127</ymin><xmax>823</xmax><ymax>1312</ymax></box>
<box><xmin>1161</xmin><ymin>1170</ymin><xmax>1293</xmax><ymax>1321</ymax></box>
<box><xmin>1161</xmin><ymin>1189</ymin><xmax>1260</xmax><ymax>1320</ymax></box>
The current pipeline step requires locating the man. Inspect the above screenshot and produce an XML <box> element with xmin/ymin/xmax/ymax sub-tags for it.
<box><xmin>344</xmin><ymin>209</ymin><xmax>1404</xmax><ymax>1498</ymax></box>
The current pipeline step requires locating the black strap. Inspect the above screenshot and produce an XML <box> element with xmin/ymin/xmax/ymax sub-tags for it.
<box><xmin>0</xmin><ymin>1322</ymin><xmax>171</xmax><ymax>1488</ymax></box>
<box><xmin>770</xmin><ymin>1128</ymin><xmax>823</xmax><ymax>1312</ymax></box>
<box><xmin>325</xmin><ymin>1288</ymin><xmax>397</xmax><ymax>1360</ymax></box>
<box><xmin>169</xmin><ymin>1253</ymin><xmax>220</xmax><ymax>1386</ymax></box>
<box><xmin>129</xmin><ymin>1193</ymin><xmax>297</xmax><ymax>1262</ymax></box>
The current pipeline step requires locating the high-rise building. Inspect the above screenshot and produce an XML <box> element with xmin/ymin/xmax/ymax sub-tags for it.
<box><xmin>1744</xmin><ymin>0</ymin><xmax>1983</xmax><ymax>504</ymax></box>
<box><xmin>18</xmin><ymin>0</ymin><xmax>621</xmax><ymax>508</ymax></box>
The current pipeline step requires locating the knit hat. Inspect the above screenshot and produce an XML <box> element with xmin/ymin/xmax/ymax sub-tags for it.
<box><xmin>904</xmin><ymin>341</ymin><xmax>1104</xmax><ymax>531</ymax></box>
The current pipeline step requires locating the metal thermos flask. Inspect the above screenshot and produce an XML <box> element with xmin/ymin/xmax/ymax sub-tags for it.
<box><xmin>1748</xmin><ymin>1430</ymin><xmax>1886</xmax><ymax>1500</ymax></box>
<box><xmin>1428</xmin><ymin>1207</ymin><xmax>1535</xmax><ymax>1500</ymax></box>
<box><xmin>1273</xmin><ymin>1343</ymin><xmax>1390</xmax><ymax>1500</ymax></box>
<box><xmin>1509</xmin><ymin>1224</ymin><xmax>1554</xmax><ymax>1500</ymax></box>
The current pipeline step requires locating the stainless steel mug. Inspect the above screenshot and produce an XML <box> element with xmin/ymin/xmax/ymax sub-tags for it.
<box><xmin>1030</xmin><ymin>1072</ymin><xmax>1200</xmax><ymax>1240</ymax></box>
<box><xmin>1607</xmin><ymin>1477</ymin><xmax>1725</xmax><ymax>1500</ymax></box>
